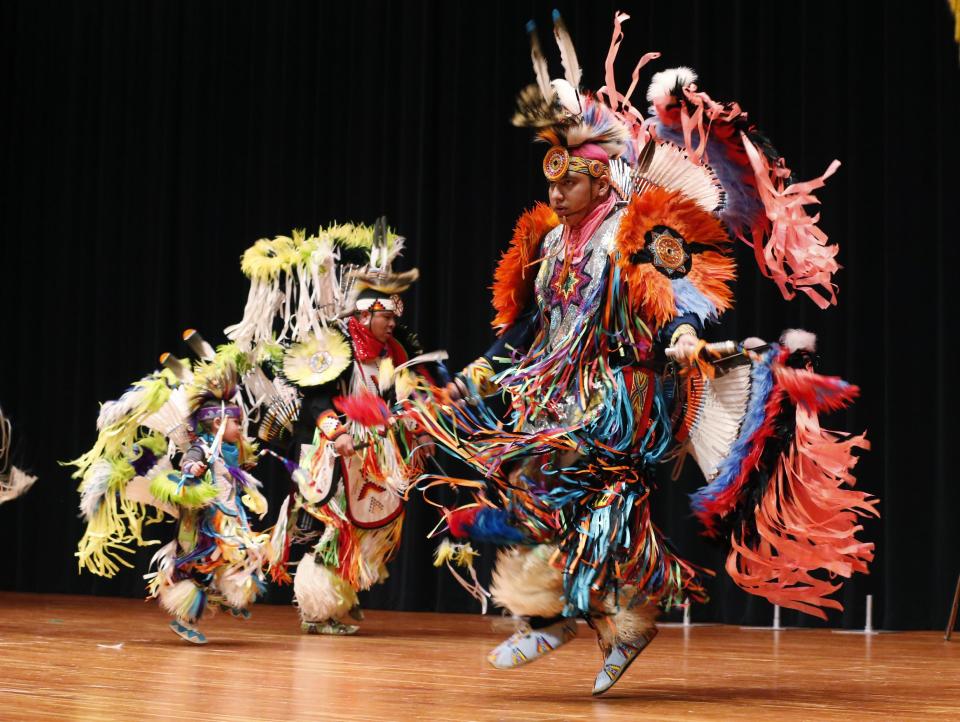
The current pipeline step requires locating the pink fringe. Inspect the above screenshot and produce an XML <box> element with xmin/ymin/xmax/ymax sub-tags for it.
<box><xmin>741</xmin><ymin>134</ymin><xmax>842</xmax><ymax>309</ymax></box>
<box><xmin>596</xmin><ymin>11</ymin><xmax>660</xmax><ymax>144</ymax></box>
<box><xmin>774</xmin><ymin>365</ymin><xmax>860</xmax><ymax>414</ymax></box>
<box><xmin>726</xmin><ymin>405</ymin><xmax>876</xmax><ymax>619</ymax></box>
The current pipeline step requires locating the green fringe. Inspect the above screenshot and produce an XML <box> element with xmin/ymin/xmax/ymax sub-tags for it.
<box><xmin>314</xmin><ymin>530</ymin><xmax>340</xmax><ymax>568</ymax></box>
<box><xmin>135</xmin><ymin>432</ymin><xmax>169</xmax><ymax>459</ymax></box>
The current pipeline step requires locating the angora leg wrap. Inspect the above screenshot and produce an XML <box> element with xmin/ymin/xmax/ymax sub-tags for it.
<box><xmin>215</xmin><ymin>569</ymin><xmax>261</xmax><ymax>611</ymax></box>
<box><xmin>593</xmin><ymin>594</ymin><xmax>659</xmax><ymax>648</ymax></box>
<box><xmin>294</xmin><ymin>553</ymin><xmax>358</xmax><ymax>623</ymax></box>
<box><xmin>490</xmin><ymin>545</ymin><xmax>565</xmax><ymax>618</ymax></box>
<box><xmin>158</xmin><ymin>579</ymin><xmax>206</xmax><ymax>624</ymax></box>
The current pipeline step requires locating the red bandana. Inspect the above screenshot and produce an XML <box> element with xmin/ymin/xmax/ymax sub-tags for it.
<box><xmin>347</xmin><ymin>317</ymin><xmax>408</xmax><ymax>364</ymax></box>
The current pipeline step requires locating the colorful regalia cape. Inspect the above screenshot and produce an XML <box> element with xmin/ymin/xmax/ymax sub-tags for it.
<box><xmin>226</xmin><ymin>219</ymin><xmax>439</xmax><ymax>630</ymax></box>
<box><xmin>399</xmin><ymin>11</ymin><xmax>876</xmax><ymax>635</ymax></box>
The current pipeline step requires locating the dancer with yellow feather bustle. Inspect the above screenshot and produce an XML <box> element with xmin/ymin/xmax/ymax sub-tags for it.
<box><xmin>392</xmin><ymin>11</ymin><xmax>876</xmax><ymax>695</ymax></box>
<box><xmin>226</xmin><ymin>218</ymin><xmax>440</xmax><ymax>635</ymax></box>
<box><xmin>68</xmin><ymin>339</ymin><xmax>280</xmax><ymax>644</ymax></box>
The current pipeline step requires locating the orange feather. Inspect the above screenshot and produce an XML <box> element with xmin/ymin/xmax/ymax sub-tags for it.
<box><xmin>491</xmin><ymin>203</ymin><xmax>559</xmax><ymax>334</ymax></box>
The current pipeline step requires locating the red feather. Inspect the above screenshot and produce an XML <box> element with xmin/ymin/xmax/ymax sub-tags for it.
<box><xmin>333</xmin><ymin>391</ymin><xmax>392</xmax><ymax>427</ymax></box>
<box><xmin>774</xmin><ymin>366</ymin><xmax>860</xmax><ymax>414</ymax></box>
<box><xmin>446</xmin><ymin>507</ymin><xmax>480</xmax><ymax>538</ymax></box>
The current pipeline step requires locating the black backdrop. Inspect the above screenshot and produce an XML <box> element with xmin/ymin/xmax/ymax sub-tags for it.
<box><xmin>2</xmin><ymin>0</ymin><xmax>958</xmax><ymax>630</ymax></box>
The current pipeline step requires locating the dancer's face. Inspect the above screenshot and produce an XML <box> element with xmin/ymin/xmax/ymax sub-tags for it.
<box><xmin>362</xmin><ymin>310</ymin><xmax>397</xmax><ymax>344</ymax></box>
<box><xmin>212</xmin><ymin>415</ymin><xmax>242</xmax><ymax>443</ymax></box>
<box><xmin>548</xmin><ymin>172</ymin><xmax>609</xmax><ymax>227</ymax></box>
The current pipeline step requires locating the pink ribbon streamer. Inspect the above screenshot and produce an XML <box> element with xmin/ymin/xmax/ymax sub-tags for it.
<box><xmin>741</xmin><ymin>133</ymin><xmax>841</xmax><ymax>308</ymax></box>
<box><xmin>596</xmin><ymin>11</ymin><xmax>660</xmax><ymax>147</ymax></box>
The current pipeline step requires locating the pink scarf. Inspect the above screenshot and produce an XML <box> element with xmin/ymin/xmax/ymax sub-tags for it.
<box><xmin>560</xmin><ymin>192</ymin><xmax>617</xmax><ymax>257</ymax></box>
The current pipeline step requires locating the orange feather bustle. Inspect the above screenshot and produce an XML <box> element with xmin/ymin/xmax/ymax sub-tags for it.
<box><xmin>491</xmin><ymin>203</ymin><xmax>559</xmax><ymax>334</ymax></box>
<box><xmin>615</xmin><ymin>187</ymin><xmax>736</xmax><ymax>332</ymax></box>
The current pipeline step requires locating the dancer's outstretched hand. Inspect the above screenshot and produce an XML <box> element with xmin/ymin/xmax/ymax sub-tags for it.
<box><xmin>671</xmin><ymin>333</ymin><xmax>700</xmax><ymax>365</ymax></box>
<box><xmin>334</xmin><ymin>433</ymin><xmax>356</xmax><ymax>458</ymax></box>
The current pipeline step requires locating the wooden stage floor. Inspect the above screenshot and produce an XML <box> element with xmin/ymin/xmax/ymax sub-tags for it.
<box><xmin>0</xmin><ymin>593</ymin><xmax>957</xmax><ymax>721</ymax></box>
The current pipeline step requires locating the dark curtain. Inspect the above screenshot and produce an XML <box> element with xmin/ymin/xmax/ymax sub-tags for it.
<box><xmin>2</xmin><ymin>0</ymin><xmax>958</xmax><ymax>630</ymax></box>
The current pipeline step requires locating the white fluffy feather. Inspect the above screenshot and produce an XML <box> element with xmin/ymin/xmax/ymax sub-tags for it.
<box><xmin>551</xmin><ymin>79</ymin><xmax>581</xmax><ymax>115</ymax></box>
<box><xmin>780</xmin><ymin>329</ymin><xmax>817</xmax><ymax>353</ymax></box>
<box><xmin>646</xmin><ymin>66</ymin><xmax>698</xmax><ymax>104</ymax></box>
<box><xmin>490</xmin><ymin>546</ymin><xmax>565</xmax><ymax>618</ymax></box>
<box><xmin>96</xmin><ymin>386</ymin><xmax>148</xmax><ymax>431</ymax></box>
<box><xmin>78</xmin><ymin>459</ymin><xmax>113</xmax><ymax>520</ymax></box>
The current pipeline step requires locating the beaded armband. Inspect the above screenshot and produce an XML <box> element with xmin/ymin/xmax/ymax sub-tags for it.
<box><xmin>670</xmin><ymin>323</ymin><xmax>699</xmax><ymax>347</ymax></box>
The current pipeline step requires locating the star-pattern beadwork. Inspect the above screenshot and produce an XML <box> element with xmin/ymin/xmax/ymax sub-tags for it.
<box><xmin>548</xmin><ymin>249</ymin><xmax>594</xmax><ymax>313</ymax></box>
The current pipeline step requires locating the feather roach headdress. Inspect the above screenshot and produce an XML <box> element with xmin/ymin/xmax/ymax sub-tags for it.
<box><xmin>512</xmin><ymin>11</ymin><xmax>651</xmax><ymax>191</ymax></box>
<box><xmin>186</xmin><ymin>354</ymin><xmax>243</xmax><ymax>429</ymax></box>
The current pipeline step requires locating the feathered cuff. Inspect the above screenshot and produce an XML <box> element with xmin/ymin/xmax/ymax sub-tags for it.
<box><xmin>316</xmin><ymin>410</ymin><xmax>347</xmax><ymax>441</ymax></box>
<box><xmin>149</xmin><ymin>471</ymin><xmax>219</xmax><ymax>510</ymax></box>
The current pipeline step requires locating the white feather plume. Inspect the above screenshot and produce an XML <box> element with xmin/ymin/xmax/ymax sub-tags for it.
<box><xmin>96</xmin><ymin>386</ymin><xmax>148</xmax><ymax>431</ymax></box>
<box><xmin>551</xmin><ymin>79</ymin><xmax>581</xmax><ymax>115</ymax></box>
<box><xmin>780</xmin><ymin>329</ymin><xmax>817</xmax><ymax>354</ymax></box>
<box><xmin>79</xmin><ymin>458</ymin><xmax>113</xmax><ymax>520</ymax></box>
<box><xmin>646</xmin><ymin>66</ymin><xmax>698</xmax><ymax>105</ymax></box>
<box><xmin>141</xmin><ymin>387</ymin><xmax>192</xmax><ymax>452</ymax></box>
<box><xmin>552</xmin><ymin>11</ymin><xmax>582</xmax><ymax>90</ymax></box>
<box><xmin>0</xmin><ymin>466</ymin><xmax>37</xmax><ymax>505</ymax></box>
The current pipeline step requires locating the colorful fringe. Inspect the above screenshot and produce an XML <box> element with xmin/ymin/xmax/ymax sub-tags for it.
<box><xmin>302</xmin><ymin>491</ymin><xmax>405</xmax><ymax>592</ymax></box>
<box><xmin>653</xmin><ymin>102</ymin><xmax>841</xmax><ymax>309</ymax></box>
<box><xmin>404</xmin><ymin>331</ymin><xmax>704</xmax><ymax>618</ymax></box>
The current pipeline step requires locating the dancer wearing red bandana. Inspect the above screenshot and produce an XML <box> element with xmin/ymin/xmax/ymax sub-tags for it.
<box><xmin>285</xmin><ymin>239</ymin><xmax>436</xmax><ymax>636</ymax></box>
